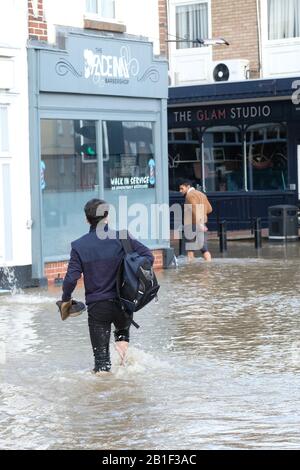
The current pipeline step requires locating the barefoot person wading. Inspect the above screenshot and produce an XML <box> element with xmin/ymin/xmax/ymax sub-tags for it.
<box><xmin>59</xmin><ymin>199</ymin><xmax>154</xmax><ymax>375</ymax></box>
<box><xmin>179</xmin><ymin>180</ymin><xmax>213</xmax><ymax>262</ymax></box>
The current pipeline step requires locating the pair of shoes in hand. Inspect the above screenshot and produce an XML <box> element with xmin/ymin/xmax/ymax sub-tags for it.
<box><xmin>56</xmin><ymin>299</ymin><xmax>86</xmax><ymax>321</ymax></box>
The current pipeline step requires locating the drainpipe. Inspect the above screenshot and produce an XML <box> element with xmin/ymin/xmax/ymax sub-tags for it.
<box><xmin>256</xmin><ymin>0</ymin><xmax>262</xmax><ymax>78</ymax></box>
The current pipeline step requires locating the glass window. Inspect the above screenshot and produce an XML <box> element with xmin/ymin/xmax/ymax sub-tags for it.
<box><xmin>268</xmin><ymin>0</ymin><xmax>300</xmax><ymax>40</ymax></box>
<box><xmin>176</xmin><ymin>2</ymin><xmax>208</xmax><ymax>49</ymax></box>
<box><xmin>246</xmin><ymin>123</ymin><xmax>287</xmax><ymax>190</ymax></box>
<box><xmin>168</xmin><ymin>127</ymin><xmax>202</xmax><ymax>190</ymax></box>
<box><xmin>41</xmin><ymin>119</ymin><xmax>99</xmax><ymax>258</ymax></box>
<box><xmin>103</xmin><ymin>121</ymin><xmax>157</xmax><ymax>244</ymax></box>
<box><xmin>0</xmin><ymin>106</ymin><xmax>9</xmax><ymax>154</ymax></box>
<box><xmin>203</xmin><ymin>126</ymin><xmax>244</xmax><ymax>192</ymax></box>
<box><xmin>86</xmin><ymin>0</ymin><xmax>115</xmax><ymax>19</ymax></box>
<box><xmin>103</xmin><ymin>121</ymin><xmax>155</xmax><ymax>190</ymax></box>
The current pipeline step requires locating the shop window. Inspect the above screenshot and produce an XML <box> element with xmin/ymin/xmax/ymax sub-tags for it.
<box><xmin>0</xmin><ymin>106</ymin><xmax>9</xmax><ymax>155</ymax></box>
<box><xmin>103</xmin><ymin>121</ymin><xmax>155</xmax><ymax>190</ymax></box>
<box><xmin>168</xmin><ymin>127</ymin><xmax>201</xmax><ymax>190</ymax></box>
<box><xmin>246</xmin><ymin>123</ymin><xmax>287</xmax><ymax>190</ymax></box>
<box><xmin>86</xmin><ymin>0</ymin><xmax>115</xmax><ymax>19</ymax></box>
<box><xmin>203</xmin><ymin>126</ymin><xmax>243</xmax><ymax>192</ymax></box>
<box><xmin>268</xmin><ymin>0</ymin><xmax>300</xmax><ymax>40</ymax></box>
<box><xmin>40</xmin><ymin>119</ymin><xmax>99</xmax><ymax>259</ymax></box>
<box><xmin>102</xmin><ymin>121</ymin><xmax>157</xmax><ymax>243</ymax></box>
<box><xmin>176</xmin><ymin>2</ymin><xmax>208</xmax><ymax>49</ymax></box>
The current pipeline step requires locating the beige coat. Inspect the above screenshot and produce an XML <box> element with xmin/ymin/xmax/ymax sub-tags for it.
<box><xmin>185</xmin><ymin>189</ymin><xmax>213</xmax><ymax>225</ymax></box>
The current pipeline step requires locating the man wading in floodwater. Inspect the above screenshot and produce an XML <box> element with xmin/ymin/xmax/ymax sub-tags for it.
<box><xmin>60</xmin><ymin>199</ymin><xmax>154</xmax><ymax>375</ymax></box>
<box><xmin>179</xmin><ymin>180</ymin><xmax>213</xmax><ymax>262</ymax></box>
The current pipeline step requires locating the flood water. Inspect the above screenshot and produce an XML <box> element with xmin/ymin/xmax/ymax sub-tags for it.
<box><xmin>0</xmin><ymin>241</ymin><xmax>300</xmax><ymax>450</ymax></box>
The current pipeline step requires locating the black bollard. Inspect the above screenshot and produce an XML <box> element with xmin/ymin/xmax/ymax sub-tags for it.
<box><xmin>219</xmin><ymin>220</ymin><xmax>227</xmax><ymax>252</ymax></box>
<box><xmin>254</xmin><ymin>217</ymin><xmax>262</xmax><ymax>249</ymax></box>
<box><xmin>179</xmin><ymin>226</ymin><xmax>186</xmax><ymax>255</ymax></box>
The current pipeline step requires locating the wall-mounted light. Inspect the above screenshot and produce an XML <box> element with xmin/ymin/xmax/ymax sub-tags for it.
<box><xmin>167</xmin><ymin>37</ymin><xmax>230</xmax><ymax>46</ymax></box>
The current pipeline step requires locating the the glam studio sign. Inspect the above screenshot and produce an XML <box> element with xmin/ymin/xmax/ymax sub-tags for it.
<box><xmin>173</xmin><ymin>104</ymin><xmax>272</xmax><ymax>124</ymax></box>
<box><xmin>84</xmin><ymin>46</ymin><xmax>140</xmax><ymax>86</ymax></box>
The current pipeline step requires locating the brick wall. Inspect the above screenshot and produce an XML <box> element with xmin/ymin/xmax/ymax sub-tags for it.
<box><xmin>44</xmin><ymin>249</ymin><xmax>164</xmax><ymax>284</ymax></box>
<box><xmin>28</xmin><ymin>0</ymin><xmax>47</xmax><ymax>41</ymax></box>
<box><xmin>158</xmin><ymin>0</ymin><xmax>168</xmax><ymax>58</ymax></box>
<box><xmin>212</xmin><ymin>0</ymin><xmax>260</xmax><ymax>78</ymax></box>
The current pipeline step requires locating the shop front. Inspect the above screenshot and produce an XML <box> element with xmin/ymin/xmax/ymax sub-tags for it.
<box><xmin>28</xmin><ymin>30</ymin><xmax>169</xmax><ymax>284</ymax></box>
<box><xmin>168</xmin><ymin>79</ymin><xmax>300</xmax><ymax>230</ymax></box>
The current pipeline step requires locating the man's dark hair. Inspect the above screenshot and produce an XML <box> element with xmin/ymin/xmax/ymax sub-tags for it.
<box><xmin>84</xmin><ymin>199</ymin><xmax>109</xmax><ymax>227</ymax></box>
<box><xmin>178</xmin><ymin>178</ymin><xmax>193</xmax><ymax>187</ymax></box>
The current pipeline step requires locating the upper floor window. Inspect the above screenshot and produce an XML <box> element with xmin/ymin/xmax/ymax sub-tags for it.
<box><xmin>0</xmin><ymin>106</ymin><xmax>9</xmax><ymax>155</ymax></box>
<box><xmin>176</xmin><ymin>2</ymin><xmax>208</xmax><ymax>49</ymax></box>
<box><xmin>86</xmin><ymin>0</ymin><xmax>115</xmax><ymax>19</ymax></box>
<box><xmin>268</xmin><ymin>0</ymin><xmax>300</xmax><ymax>40</ymax></box>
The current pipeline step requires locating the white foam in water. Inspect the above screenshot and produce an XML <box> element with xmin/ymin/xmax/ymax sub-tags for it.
<box><xmin>4</xmin><ymin>294</ymin><xmax>55</xmax><ymax>304</ymax></box>
<box><xmin>0</xmin><ymin>265</ymin><xmax>24</xmax><ymax>296</ymax></box>
<box><xmin>111</xmin><ymin>346</ymin><xmax>173</xmax><ymax>378</ymax></box>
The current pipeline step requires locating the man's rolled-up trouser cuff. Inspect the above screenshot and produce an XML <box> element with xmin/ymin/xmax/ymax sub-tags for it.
<box><xmin>114</xmin><ymin>327</ymin><xmax>130</xmax><ymax>343</ymax></box>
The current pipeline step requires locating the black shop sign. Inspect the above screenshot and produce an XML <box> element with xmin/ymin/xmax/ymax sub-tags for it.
<box><xmin>168</xmin><ymin>101</ymin><xmax>288</xmax><ymax>128</ymax></box>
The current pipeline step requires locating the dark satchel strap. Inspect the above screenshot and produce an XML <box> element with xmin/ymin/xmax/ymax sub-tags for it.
<box><xmin>118</xmin><ymin>230</ymin><xmax>133</xmax><ymax>254</ymax></box>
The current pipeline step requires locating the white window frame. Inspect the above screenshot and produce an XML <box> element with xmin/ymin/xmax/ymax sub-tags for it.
<box><xmin>85</xmin><ymin>0</ymin><xmax>119</xmax><ymax>23</ymax></box>
<box><xmin>261</xmin><ymin>0</ymin><xmax>300</xmax><ymax>46</ymax></box>
<box><xmin>0</xmin><ymin>105</ymin><xmax>10</xmax><ymax>158</ymax></box>
<box><xmin>168</xmin><ymin>0</ymin><xmax>212</xmax><ymax>57</ymax></box>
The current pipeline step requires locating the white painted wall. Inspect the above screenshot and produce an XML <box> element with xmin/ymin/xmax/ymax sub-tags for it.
<box><xmin>0</xmin><ymin>0</ymin><xmax>31</xmax><ymax>267</ymax></box>
<box><xmin>168</xmin><ymin>0</ymin><xmax>212</xmax><ymax>86</ymax></box>
<box><xmin>44</xmin><ymin>0</ymin><xmax>160</xmax><ymax>55</ymax></box>
<box><xmin>260</xmin><ymin>0</ymin><xmax>300</xmax><ymax>78</ymax></box>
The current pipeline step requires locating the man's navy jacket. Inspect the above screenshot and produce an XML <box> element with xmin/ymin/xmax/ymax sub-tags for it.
<box><xmin>62</xmin><ymin>225</ymin><xmax>154</xmax><ymax>305</ymax></box>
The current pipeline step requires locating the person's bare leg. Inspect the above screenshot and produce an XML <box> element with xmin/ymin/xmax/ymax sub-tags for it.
<box><xmin>115</xmin><ymin>341</ymin><xmax>129</xmax><ymax>366</ymax></box>
<box><xmin>203</xmin><ymin>251</ymin><xmax>212</xmax><ymax>262</ymax></box>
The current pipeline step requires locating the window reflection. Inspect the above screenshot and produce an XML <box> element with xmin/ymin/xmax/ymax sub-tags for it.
<box><xmin>168</xmin><ymin>123</ymin><xmax>289</xmax><ymax>193</ymax></box>
<box><xmin>41</xmin><ymin>119</ymin><xmax>98</xmax><ymax>192</ymax></box>
<box><xmin>168</xmin><ymin>128</ymin><xmax>201</xmax><ymax>190</ymax></box>
<box><xmin>203</xmin><ymin>126</ymin><xmax>243</xmax><ymax>191</ymax></box>
<box><xmin>246</xmin><ymin>123</ymin><xmax>287</xmax><ymax>190</ymax></box>
<box><xmin>40</xmin><ymin>119</ymin><xmax>98</xmax><ymax>258</ymax></box>
<box><xmin>103</xmin><ymin>121</ymin><xmax>155</xmax><ymax>190</ymax></box>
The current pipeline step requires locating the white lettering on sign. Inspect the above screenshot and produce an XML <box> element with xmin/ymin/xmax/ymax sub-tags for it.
<box><xmin>230</xmin><ymin>105</ymin><xmax>271</xmax><ymax>119</ymax></box>
<box><xmin>173</xmin><ymin>105</ymin><xmax>272</xmax><ymax>123</ymax></box>
<box><xmin>110</xmin><ymin>176</ymin><xmax>150</xmax><ymax>190</ymax></box>
<box><xmin>173</xmin><ymin>111</ymin><xmax>192</xmax><ymax>122</ymax></box>
<box><xmin>84</xmin><ymin>46</ymin><xmax>139</xmax><ymax>84</ymax></box>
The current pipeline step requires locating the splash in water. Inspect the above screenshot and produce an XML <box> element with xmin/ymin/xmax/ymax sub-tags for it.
<box><xmin>1</xmin><ymin>265</ymin><xmax>23</xmax><ymax>295</ymax></box>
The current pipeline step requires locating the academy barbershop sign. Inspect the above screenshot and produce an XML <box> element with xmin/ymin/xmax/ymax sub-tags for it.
<box><xmin>83</xmin><ymin>46</ymin><xmax>138</xmax><ymax>85</ymax></box>
<box><xmin>38</xmin><ymin>33</ymin><xmax>168</xmax><ymax>98</ymax></box>
<box><xmin>169</xmin><ymin>102</ymin><xmax>283</xmax><ymax>127</ymax></box>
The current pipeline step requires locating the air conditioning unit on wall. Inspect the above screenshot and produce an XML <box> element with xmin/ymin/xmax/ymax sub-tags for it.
<box><xmin>211</xmin><ymin>59</ymin><xmax>250</xmax><ymax>82</ymax></box>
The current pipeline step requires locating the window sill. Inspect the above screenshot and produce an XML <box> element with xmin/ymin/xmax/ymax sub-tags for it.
<box><xmin>83</xmin><ymin>15</ymin><xmax>126</xmax><ymax>34</ymax></box>
<box><xmin>264</xmin><ymin>38</ymin><xmax>300</xmax><ymax>47</ymax></box>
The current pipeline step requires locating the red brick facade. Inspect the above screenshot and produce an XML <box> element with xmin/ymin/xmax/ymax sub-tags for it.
<box><xmin>44</xmin><ymin>249</ymin><xmax>164</xmax><ymax>284</ymax></box>
<box><xmin>28</xmin><ymin>0</ymin><xmax>48</xmax><ymax>41</ymax></box>
<box><xmin>212</xmin><ymin>0</ymin><xmax>260</xmax><ymax>78</ymax></box>
<box><xmin>158</xmin><ymin>0</ymin><xmax>260</xmax><ymax>78</ymax></box>
<box><xmin>158</xmin><ymin>0</ymin><xmax>168</xmax><ymax>58</ymax></box>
